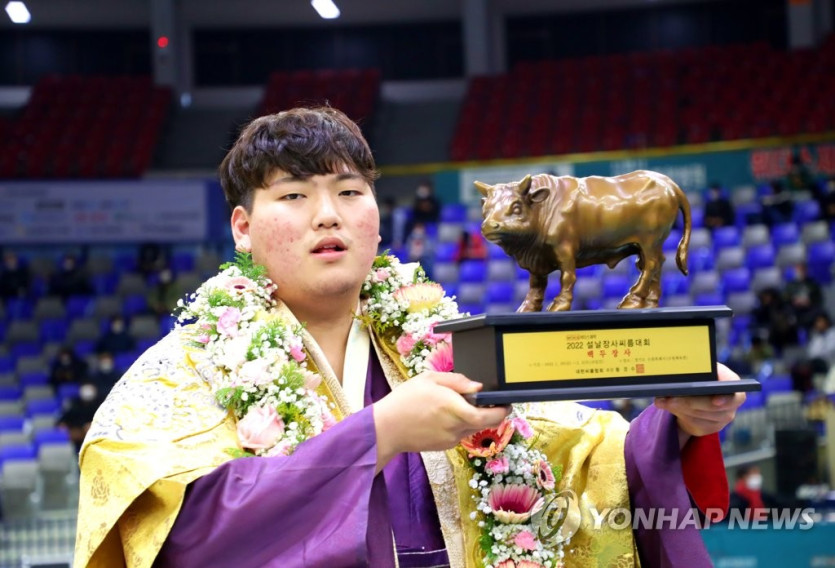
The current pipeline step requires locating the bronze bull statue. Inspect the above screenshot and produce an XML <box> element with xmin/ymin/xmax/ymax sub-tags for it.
<box><xmin>475</xmin><ymin>170</ymin><xmax>691</xmax><ymax>311</ymax></box>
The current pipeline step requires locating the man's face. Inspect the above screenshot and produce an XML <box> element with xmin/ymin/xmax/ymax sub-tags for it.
<box><xmin>231</xmin><ymin>169</ymin><xmax>380</xmax><ymax>309</ymax></box>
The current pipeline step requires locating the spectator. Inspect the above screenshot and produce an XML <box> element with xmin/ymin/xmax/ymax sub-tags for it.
<box><xmin>407</xmin><ymin>180</ymin><xmax>441</xmax><ymax>237</ymax></box>
<box><xmin>751</xmin><ymin>287</ymin><xmax>799</xmax><ymax>354</ymax></box>
<box><xmin>0</xmin><ymin>251</ymin><xmax>31</xmax><ymax>299</ymax></box>
<box><xmin>729</xmin><ymin>465</ymin><xmax>778</xmax><ymax>522</ymax></box>
<box><xmin>48</xmin><ymin>254</ymin><xmax>93</xmax><ymax>299</ymax></box>
<box><xmin>87</xmin><ymin>351</ymin><xmax>122</xmax><ymax>396</ymax></box>
<box><xmin>790</xmin><ymin>312</ymin><xmax>835</xmax><ymax>393</ymax></box>
<box><xmin>816</xmin><ymin>176</ymin><xmax>835</xmax><ymax>222</ymax></box>
<box><xmin>743</xmin><ymin>334</ymin><xmax>776</xmax><ymax>377</ymax></box>
<box><xmin>49</xmin><ymin>346</ymin><xmax>88</xmax><ymax>392</ymax></box>
<box><xmin>378</xmin><ymin>197</ymin><xmax>396</xmax><ymax>251</ymax></box>
<box><xmin>702</xmin><ymin>183</ymin><xmax>735</xmax><ymax>230</ymax></box>
<box><xmin>405</xmin><ymin>221</ymin><xmax>436</xmax><ymax>280</ymax></box>
<box><xmin>138</xmin><ymin>242</ymin><xmax>168</xmax><ymax>277</ymax></box>
<box><xmin>786</xmin><ymin>154</ymin><xmax>815</xmax><ymax>193</ymax></box>
<box><xmin>95</xmin><ymin>316</ymin><xmax>136</xmax><ymax>355</ymax></box>
<box><xmin>147</xmin><ymin>267</ymin><xmax>184</xmax><ymax>317</ymax></box>
<box><xmin>783</xmin><ymin>262</ymin><xmax>824</xmax><ymax>331</ymax></box>
<box><xmin>57</xmin><ymin>381</ymin><xmax>104</xmax><ymax>452</ymax></box>
<box><xmin>453</xmin><ymin>229</ymin><xmax>487</xmax><ymax>264</ymax></box>
<box><xmin>761</xmin><ymin>180</ymin><xmax>794</xmax><ymax>227</ymax></box>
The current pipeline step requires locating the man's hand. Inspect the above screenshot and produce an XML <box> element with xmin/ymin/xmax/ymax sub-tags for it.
<box><xmin>373</xmin><ymin>372</ymin><xmax>510</xmax><ymax>472</ymax></box>
<box><xmin>653</xmin><ymin>363</ymin><xmax>746</xmax><ymax>447</ymax></box>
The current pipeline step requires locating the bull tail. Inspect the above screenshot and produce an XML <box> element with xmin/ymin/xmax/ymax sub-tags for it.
<box><xmin>673</xmin><ymin>182</ymin><xmax>691</xmax><ymax>276</ymax></box>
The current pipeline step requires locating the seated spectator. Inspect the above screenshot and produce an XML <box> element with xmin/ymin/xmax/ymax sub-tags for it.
<box><xmin>405</xmin><ymin>221</ymin><xmax>436</xmax><ymax>280</ymax></box>
<box><xmin>57</xmin><ymin>381</ymin><xmax>104</xmax><ymax>452</ymax></box>
<box><xmin>95</xmin><ymin>316</ymin><xmax>136</xmax><ymax>355</ymax></box>
<box><xmin>816</xmin><ymin>176</ymin><xmax>835</xmax><ymax>222</ymax></box>
<box><xmin>743</xmin><ymin>334</ymin><xmax>776</xmax><ymax>377</ymax></box>
<box><xmin>49</xmin><ymin>346</ymin><xmax>88</xmax><ymax>392</ymax></box>
<box><xmin>137</xmin><ymin>242</ymin><xmax>168</xmax><ymax>277</ymax></box>
<box><xmin>87</xmin><ymin>351</ymin><xmax>122</xmax><ymax>396</ymax></box>
<box><xmin>49</xmin><ymin>254</ymin><xmax>93</xmax><ymax>299</ymax></box>
<box><xmin>453</xmin><ymin>229</ymin><xmax>487</xmax><ymax>264</ymax></box>
<box><xmin>786</xmin><ymin>154</ymin><xmax>815</xmax><ymax>193</ymax></box>
<box><xmin>790</xmin><ymin>312</ymin><xmax>835</xmax><ymax>393</ymax></box>
<box><xmin>761</xmin><ymin>180</ymin><xmax>794</xmax><ymax>227</ymax></box>
<box><xmin>729</xmin><ymin>465</ymin><xmax>778</xmax><ymax>523</ymax></box>
<box><xmin>147</xmin><ymin>267</ymin><xmax>184</xmax><ymax>317</ymax></box>
<box><xmin>703</xmin><ymin>183</ymin><xmax>735</xmax><ymax>230</ymax></box>
<box><xmin>0</xmin><ymin>250</ymin><xmax>31</xmax><ymax>299</ymax></box>
<box><xmin>783</xmin><ymin>262</ymin><xmax>824</xmax><ymax>331</ymax></box>
<box><xmin>751</xmin><ymin>287</ymin><xmax>799</xmax><ymax>354</ymax></box>
<box><xmin>406</xmin><ymin>180</ymin><xmax>440</xmax><ymax>238</ymax></box>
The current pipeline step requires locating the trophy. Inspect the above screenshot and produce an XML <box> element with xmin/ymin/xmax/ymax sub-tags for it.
<box><xmin>434</xmin><ymin>170</ymin><xmax>762</xmax><ymax>405</ymax></box>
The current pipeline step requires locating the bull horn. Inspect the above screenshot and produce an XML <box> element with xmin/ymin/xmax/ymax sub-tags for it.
<box><xmin>474</xmin><ymin>180</ymin><xmax>492</xmax><ymax>196</ymax></box>
<box><xmin>518</xmin><ymin>174</ymin><xmax>533</xmax><ymax>194</ymax></box>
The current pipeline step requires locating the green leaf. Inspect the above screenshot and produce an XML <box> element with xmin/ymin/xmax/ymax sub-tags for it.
<box><xmin>221</xmin><ymin>251</ymin><xmax>268</xmax><ymax>281</ymax></box>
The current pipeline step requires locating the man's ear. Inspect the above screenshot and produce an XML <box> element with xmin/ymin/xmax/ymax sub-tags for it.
<box><xmin>231</xmin><ymin>206</ymin><xmax>251</xmax><ymax>252</ymax></box>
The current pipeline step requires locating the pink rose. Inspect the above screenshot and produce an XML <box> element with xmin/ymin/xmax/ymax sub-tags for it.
<box><xmin>395</xmin><ymin>333</ymin><xmax>417</xmax><ymax>356</ymax></box>
<box><xmin>512</xmin><ymin>416</ymin><xmax>533</xmax><ymax>439</ymax></box>
<box><xmin>514</xmin><ymin>530</ymin><xmax>537</xmax><ymax>551</ymax></box>
<box><xmin>486</xmin><ymin>456</ymin><xmax>510</xmax><ymax>474</ymax></box>
<box><xmin>423</xmin><ymin>323</ymin><xmax>451</xmax><ymax>346</ymax></box>
<box><xmin>263</xmin><ymin>439</ymin><xmax>293</xmax><ymax>457</ymax></box>
<box><xmin>321</xmin><ymin>409</ymin><xmax>337</xmax><ymax>432</ymax></box>
<box><xmin>237</xmin><ymin>406</ymin><xmax>285</xmax><ymax>450</ymax></box>
<box><xmin>216</xmin><ymin>307</ymin><xmax>242</xmax><ymax>337</ymax></box>
<box><xmin>239</xmin><ymin>359</ymin><xmax>271</xmax><ymax>385</ymax></box>
<box><xmin>374</xmin><ymin>268</ymin><xmax>391</xmax><ymax>282</ymax></box>
<box><xmin>303</xmin><ymin>370</ymin><xmax>322</xmax><ymax>391</ymax></box>
<box><xmin>196</xmin><ymin>334</ymin><xmax>210</xmax><ymax>344</ymax></box>
<box><xmin>289</xmin><ymin>344</ymin><xmax>306</xmax><ymax>363</ymax></box>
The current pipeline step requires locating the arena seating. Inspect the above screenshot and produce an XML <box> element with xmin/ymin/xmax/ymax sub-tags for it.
<box><xmin>451</xmin><ymin>38</ymin><xmax>835</xmax><ymax>161</ymax></box>
<box><xmin>0</xmin><ymin>75</ymin><xmax>172</xmax><ymax>179</ymax></box>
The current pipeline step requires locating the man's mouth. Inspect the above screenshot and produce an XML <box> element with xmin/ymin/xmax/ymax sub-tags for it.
<box><xmin>312</xmin><ymin>240</ymin><xmax>347</xmax><ymax>253</ymax></box>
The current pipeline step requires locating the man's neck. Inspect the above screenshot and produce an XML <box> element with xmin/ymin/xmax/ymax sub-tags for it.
<box><xmin>284</xmin><ymin>296</ymin><xmax>358</xmax><ymax>384</ymax></box>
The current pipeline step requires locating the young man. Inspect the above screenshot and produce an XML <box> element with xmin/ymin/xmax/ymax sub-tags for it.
<box><xmin>75</xmin><ymin>108</ymin><xmax>745</xmax><ymax>568</ymax></box>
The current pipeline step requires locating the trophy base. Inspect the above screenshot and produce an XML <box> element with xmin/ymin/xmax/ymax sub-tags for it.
<box><xmin>465</xmin><ymin>377</ymin><xmax>762</xmax><ymax>406</ymax></box>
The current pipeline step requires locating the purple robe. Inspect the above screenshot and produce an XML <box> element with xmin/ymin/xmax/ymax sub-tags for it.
<box><xmin>156</xmin><ymin>348</ymin><xmax>713</xmax><ymax>567</ymax></box>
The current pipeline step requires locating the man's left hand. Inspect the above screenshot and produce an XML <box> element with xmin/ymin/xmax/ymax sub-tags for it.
<box><xmin>654</xmin><ymin>363</ymin><xmax>746</xmax><ymax>446</ymax></box>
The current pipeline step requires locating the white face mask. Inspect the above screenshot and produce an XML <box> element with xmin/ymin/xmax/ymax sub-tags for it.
<box><xmin>99</xmin><ymin>360</ymin><xmax>114</xmax><ymax>373</ymax></box>
<box><xmin>80</xmin><ymin>385</ymin><xmax>97</xmax><ymax>402</ymax></box>
<box><xmin>745</xmin><ymin>473</ymin><xmax>763</xmax><ymax>491</ymax></box>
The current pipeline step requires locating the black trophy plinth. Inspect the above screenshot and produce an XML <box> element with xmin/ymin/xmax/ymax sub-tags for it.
<box><xmin>434</xmin><ymin>305</ymin><xmax>761</xmax><ymax>406</ymax></box>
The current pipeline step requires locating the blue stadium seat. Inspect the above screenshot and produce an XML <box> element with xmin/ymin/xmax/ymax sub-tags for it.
<box><xmin>693</xmin><ymin>292</ymin><xmax>724</xmax><ymax>306</ymax></box>
<box><xmin>735</xmin><ymin>202</ymin><xmax>763</xmax><ymax>227</ymax></box>
<box><xmin>4</xmin><ymin>298</ymin><xmax>34</xmax><ymax>320</ymax></box>
<box><xmin>0</xmin><ymin>414</ymin><xmax>25</xmax><ymax>431</ymax></box>
<box><xmin>602</xmin><ymin>274</ymin><xmax>631</xmax><ymax>298</ymax></box>
<box><xmin>739</xmin><ymin>390</ymin><xmax>765</xmax><ymax>409</ymax></box>
<box><xmin>793</xmin><ymin>200</ymin><xmax>821</xmax><ymax>224</ymax></box>
<box><xmin>171</xmin><ymin>251</ymin><xmax>196</xmax><ymax>273</ymax></box>
<box><xmin>486</xmin><ymin>282</ymin><xmax>515</xmax><ymax>303</ymax></box>
<box><xmin>440</xmin><ymin>204</ymin><xmax>468</xmax><ymax>223</ymax></box>
<box><xmin>713</xmin><ymin>226</ymin><xmax>741</xmax><ymax>250</ymax></box>
<box><xmin>33</xmin><ymin>428</ymin><xmax>71</xmax><ymax>450</ymax></box>
<box><xmin>66</xmin><ymin>295</ymin><xmax>94</xmax><ymax>319</ymax></box>
<box><xmin>19</xmin><ymin>372</ymin><xmax>49</xmax><ymax>389</ymax></box>
<box><xmin>761</xmin><ymin>375</ymin><xmax>793</xmax><ymax>399</ymax></box>
<box><xmin>663</xmin><ymin>228</ymin><xmax>682</xmax><ymax>252</ymax></box>
<box><xmin>10</xmin><ymin>342</ymin><xmax>40</xmax><ymax>360</ymax></box>
<box><xmin>457</xmin><ymin>302</ymin><xmax>484</xmax><ymax>316</ymax></box>
<box><xmin>25</xmin><ymin>398</ymin><xmax>61</xmax><ymax>417</ymax></box>
<box><xmin>0</xmin><ymin>355</ymin><xmax>13</xmax><ymax>374</ymax></box>
<box><xmin>0</xmin><ymin>443</ymin><xmax>36</xmax><ymax>467</ymax></box>
<box><xmin>581</xmin><ymin>400</ymin><xmax>614</xmax><ymax>411</ymax></box>
<box><xmin>771</xmin><ymin>223</ymin><xmax>800</xmax><ymax>247</ymax></box>
<box><xmin>808</xmin><ymin>241</ymin><xmax>835</xmax><ymax>283</ymax></box>
<box><xmin>661</xmin><ymin>272</ymin><xmax>689</xmax><ymax>295</ymax></box>
<box><xmin>458</xmin><ymin>260</ymin><xmax>487</xmax><ymax>282</ymax></box>
<box><xmin>57</xmin><ymin>383</ymin><xmax>80</xmax><ymax>403</ymax></box>
<box><xmin>92</xmin><ymin>273</ymin><xmax>118</xmax><ymax>295</ymax></box>
<box><xmin>723</xmin><ymin>268</ymin><xmax>751</xmax><ymax>293</ymax></box>
<box><xmin>688</xmin><ymin>247</ymin><xmax>715</xmax><ymax>272</ymax></box>
<box><xmin>487</xmin><ymin>242</ymin><xmax>507</xmax><ymax>260</ymax></box>
<box><xmin>39</xmin><ymin>318</ymin><xmax>69</xmax><ymax>343</ymax></box>
<box><xmin>123</xmin><ymin>294</ymin><xmax>149</xmax><ymax>317</ymax></box>
<box><xmin>74</xmin><ymin>339</ymin><xmax>95</xmax><ymax>357</ymax></box>
<box><xmin>435</xmin><ymin>242</ymin><xmax>457</xmax><ymax>263</ymax></box>
<box><xmin>745</xmin><ymin>244</ymin><xmax>776</xmax><ymax>270</ymax></box>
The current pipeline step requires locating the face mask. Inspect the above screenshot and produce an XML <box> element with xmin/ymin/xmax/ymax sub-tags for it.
<box><xmin>416</xmin><ymin>187</ymin><xmax>430</xmax><ymax>199</ymax></box>
<box><xmin>80</xmin><ymin>385</ymin><xmax>97</xmax><ymax>401</ymax></box>
<box><xmin>159</xmin><ymin>271</ymin><xmax>172</xmax><ymax>284</ymax></box>
<box><xmin>99</xmin><ymin>360</ymin><xmax>114</xmax><ymax>373</ymax></box>
<box><xmin>60</xmin><ymin>355</ymin><xmax>71</xmax><ymax>365</ymax></box>
<box><xmin>745</xmin><ymin>473</ymin><xmax>763</xmax><ymax>491</ymax></box>
<box><xmin>112</xmin><ymin>322</ymin><xmax>125</xmax><ymax>333</ymax></box>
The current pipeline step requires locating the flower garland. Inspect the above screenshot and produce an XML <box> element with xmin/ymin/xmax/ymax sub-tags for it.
<box><xmin>178</xmin><ymin>252</ymin><xmax>565</xmax><ymax>567</ymax></box>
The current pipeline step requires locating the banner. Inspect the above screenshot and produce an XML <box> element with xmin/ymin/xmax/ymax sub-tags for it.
<box><xmin>0</xmin><ymin>180</ymin><xmax>208</xmax><ymax>244</ymax></box>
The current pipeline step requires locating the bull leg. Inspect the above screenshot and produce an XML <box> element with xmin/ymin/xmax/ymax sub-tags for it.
<box><xmin>620</xmin><ymin>245</ymin><xmax>663</xmax><ymax>309</ymax></box>
<box><xmin>518</xmin><ymin>273</ymin><xmax>548</xmax><ymax>312</ymax></box>
<box><xmin>547</xmin><ymin>258</ymin><xmax>576</xmax><ymax>311</ymax></box>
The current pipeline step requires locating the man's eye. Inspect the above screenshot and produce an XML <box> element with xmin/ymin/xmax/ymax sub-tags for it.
<box><xmin>281</xmin><ymin>193</ymin><xmax>304</xmax><ymax>200</ymax></box>
<box><xmin>340</xmin><ymin>189</ymin><xmax>362</xmax><ymax>196</ymax></box>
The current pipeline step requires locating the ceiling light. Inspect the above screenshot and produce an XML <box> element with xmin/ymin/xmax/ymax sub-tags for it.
<box><xmin>5</xmin><ymin>1</ymin><xmax>30</xmax><ymax>24</ymax></box>
<box><xmin>311</xmin><ymin>0</ymin><xmax>339</xmax><ymax>19</ymax></box>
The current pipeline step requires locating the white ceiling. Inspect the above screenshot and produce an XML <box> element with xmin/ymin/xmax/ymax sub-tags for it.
<box><xmin>1</xmin><ymin>0</ymin><xmax>719</xmax><ymax>29</ymax></box>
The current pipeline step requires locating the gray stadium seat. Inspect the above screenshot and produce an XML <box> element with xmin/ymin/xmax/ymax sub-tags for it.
<box><xmin>117</xmin><ymin>273</ymin><xmax>148</xmax><ymax>297</ymax></box>
<box><xmin>715</xmin><ymin>247</ymin><xmax>745</xmax><ymax>270</ymax></box>
<box><xmin>487</xmin><ymin>259</ymin><xmax>517</xmax><ymax>282</ymax></box>
<box><xmin>16</xmin><ymin>356</ymin><xmax>48</xmax><ymax>376</ymax></box>
<box><xmin>6</xmin><ymin>321</ymin><xmax>39</xmax><ymax>344</ymax></box>
<box><xmin>751</xmin><ymin>267</ymin><xmax>783</xmax><ymax>292</ymax></box>
<box><xmin>66</xmin><ymin>318</ymin><xmax>101</xmax><ymax>343</ymax></box>
<box><xmin>775</xmin><ymin>243</ymin><xmax>807</xmax><ymax>268</ymax></box>
<box><xmin>33</xmin><ymin>296</ymin><xmax>67</xmax><ymax>320</ymax></box>
<box><xmin>129</xmin><ymin>315</ymin><xmax>161</xmax><ymax>340</ymax></box>
<box><xmin>0</xmin><ymin>459</ymin><xmax>39</xmax><ymax>521</ymax></box>
<box><xmin>801</xmin><ymin>221</ymin><xmax>829</xmax><ymax>245</ymax></box>
<box><xmin>91</xmin><ymin>296</ymin><xmax>122</xmax><ymax>320</ymax></box>
<box><xmin>741</xmin><ymin>224</ymin><xmax>770</xmax><ymax>249</ymax></box>
<box><xmin>38</xmin><ymin>442</ymin><xmax>78</xmax><ymax>511</ymax></box>
<box><xmin>689</xmin><ymin>271</ymin><xmax>720</xmax><ymax>296</ymax></box>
